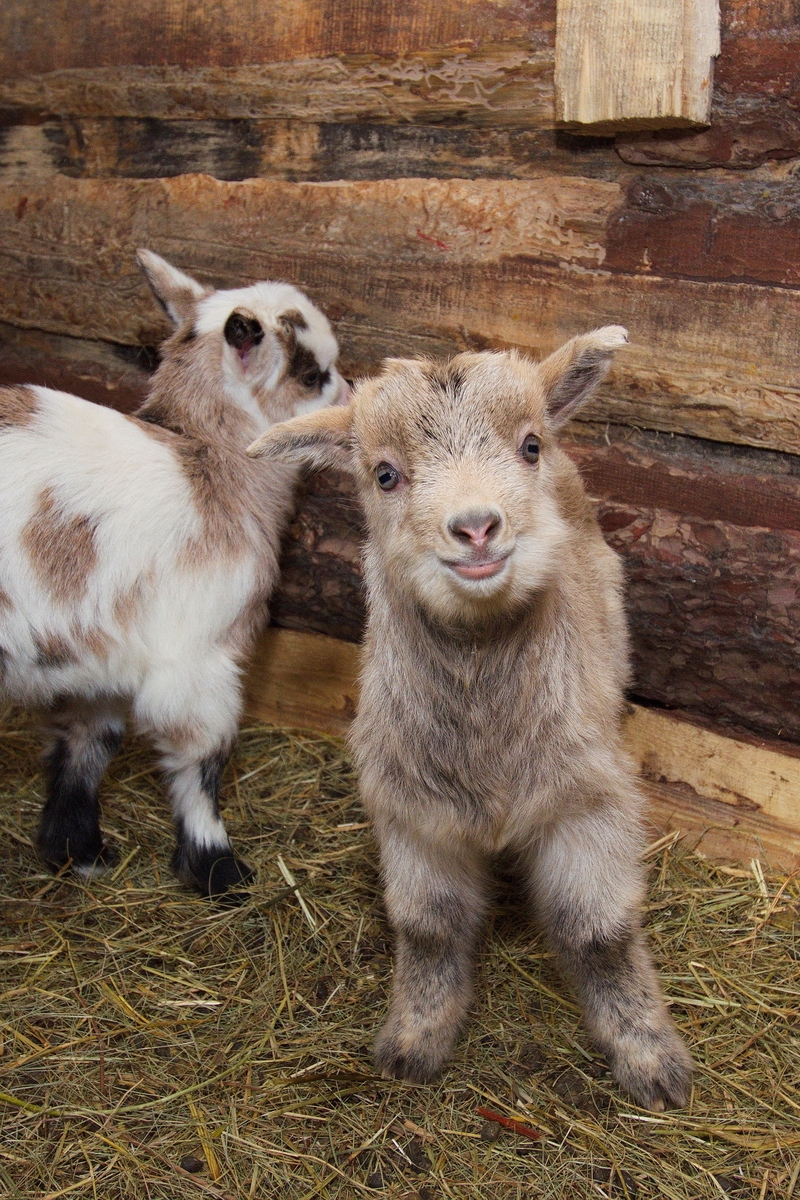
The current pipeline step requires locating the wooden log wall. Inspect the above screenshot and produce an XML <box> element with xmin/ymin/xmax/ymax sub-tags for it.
<box><xmin>1</xmin><ymin>0</ymin><xmax>798</xmax><ymax>745</ymax></box>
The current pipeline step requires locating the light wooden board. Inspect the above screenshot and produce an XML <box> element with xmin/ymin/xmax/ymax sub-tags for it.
<box><xmin>244</xmin><ymin>628</ymin><xmax>360</xmax><ymax>737</ymax></box>
<box><xmin>2</xmin><ymin>174</ymin><xmax>800</xmax><ymax>455</ymax></box>
<box><xmin>555</xmin><ymin>0</ymin><xmax>719</xmax><ymax>130</ymax></box>
<box><xmin>622</xmin><ymin>705</ymin><xmax>800</xmax><ymax>829</ymax></box>
<box><xmin>246</xmin><ymin>629</ymin><xmax>800</xmax><ymax>868</ymax></box>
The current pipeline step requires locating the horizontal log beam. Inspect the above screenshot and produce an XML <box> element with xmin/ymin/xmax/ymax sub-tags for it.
<box><xmin>0</xmin><ymin>49</ymin><xmax>556</xmax><ymax>128</ymax></box>
<box><xmin>0</xmin><ymin>119</ymin><xmax>626</xmax><ymax>187</ymax></box>
<box><xmin>1</xmin><ymin>175</ymin><xmax>800</xmax><ymax>455</ymax></box>
<box><xmin>0</xmin><ymin>0</ymin><xmax>553</xmax><ymax>78</ymax></box>
<box><xmin>243</xmin><ymin>629</ymin><xmax>800</xmax><ymax>869</ymax></box>
<box><xmin>0</xmin><ymin>321</ymin><xmax>151</xmax><ymax>411</ymax></box>
<box><xmin>1</xmin><ymin>2</ymin><xmax>796</xmax><ymax>167</ymax></box>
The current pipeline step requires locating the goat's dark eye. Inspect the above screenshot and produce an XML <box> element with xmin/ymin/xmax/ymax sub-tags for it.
<box><xmin>302</xmin><ymin>368</ymin><xmax>320</xmax><ymax>388</ymax></box>
<box><xmin>520</xmin><ymin>435</ymin><xmax>540</xmax><ymax>464</ymax></box>
<box><xmin>375</xmin><ymin>462</ymin><xmax>400</xmax><ymax>491</ymax></box>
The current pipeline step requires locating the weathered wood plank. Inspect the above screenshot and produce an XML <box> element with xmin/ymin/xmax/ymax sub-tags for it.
<box><xmin>599</xmin><ymin>500</ymin><xmax>800</xmax><ymax>744</ymax></box>
<box><xmin>1</xmin><ymin>175</ymin><xmax>800</xmax><ymax>455</ymax></box>
<box><xmin>555</xmin><ymin>0</ymin><xmax>719</xmax><ymax>131</ymax></box>
<box><xmin>623</xmin><ymin>705</ymin><xmax>800</xmax><ymax>829</ymax></box>
<box><xmin>643</xmin><ymin>781</ymin><xmax>800</xmax><ymax>872</ymax></box>
<box><xmin>0</xmin><ymin>48</ymin><xmax>556</xmax><ymax>128</ymax></box>
<box><xmin>0</xmin><ymin>119</ymin><xmax>625</xmax><ymax>186</ymax></box>
<box><xmin>605</xmin><ymin>175</ymin><xmax>800</xmax><ymax>288</ymax></box>
<box><xmin>0</xmin><ymin>320</ymin><xmax>151</xmax><ymax>411</ymax></box>
<box><xmin>241</xmin><ymin>628</ymin><xmax>800</xmax><ymax>867</ymax></box>
<box><xmin>244</xmin><ymin>627</ymin><xmax>360</xmax><ymax>736</ymax></box>
<box><xmin>0</xmin><ymin>0</ymin><xmax>553</xmax><ymax>77</ymax></box>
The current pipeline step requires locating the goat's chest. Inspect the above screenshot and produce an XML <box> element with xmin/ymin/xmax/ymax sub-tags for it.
<box><xmin>359</xmin><ymin>641</ymin><xmax>565</xmax><ymax>838</ymax></box>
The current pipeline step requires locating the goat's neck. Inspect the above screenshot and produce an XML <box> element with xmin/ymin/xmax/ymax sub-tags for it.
<box><xmin>136</xmin><ymin>353</ymin><xmax>261</xmax><ymax>447</ymax></box>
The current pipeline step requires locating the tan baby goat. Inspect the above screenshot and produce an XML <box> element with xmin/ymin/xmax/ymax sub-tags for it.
<box><xmin>248</xmin><ymin>327</ymin><xmax>693</xmax><ymax>1110</ymax></box>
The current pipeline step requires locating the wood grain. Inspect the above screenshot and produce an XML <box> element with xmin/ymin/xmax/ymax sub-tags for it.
<box><xmin>0</xmin><ymin>48</ymin><xmax>556</xmax><ymax>128</ymax></box>
<box><xmin>244</xmin><ymin>627</ymin><xmax>360</xmax><ymax>737</ymax></box>
<box><xmin>0</xmin><ymin>0</ymin><xmax>554</xmax><ymax>77</ymax></box>
<box><xmin>623</xmin><ymin>705</ymin><xmax>800</xmax><ymax>828</ymax></box>
<box><xmin>2</xmin><ymin>174</ymin><xmax>800</xmax><ymax>455</ymax></box>
<box><xmin>555</xmin><ymin>0</ymin><xmax>719</xmax><ymax>131</ymax></box>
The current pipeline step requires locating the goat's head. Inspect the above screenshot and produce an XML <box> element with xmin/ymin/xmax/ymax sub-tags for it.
<box><xmin>247</xmin><ymin>327</ymin><xmax>627</xmax><ymax>624</ymax></box>
<box><xmin>137</xmin><ymin>249</ymin><xmax>348</xmax><ymax>427</ymax></box>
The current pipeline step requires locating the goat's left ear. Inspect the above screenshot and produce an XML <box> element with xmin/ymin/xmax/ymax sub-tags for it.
<box><xmin>136</xmin><ymin>249</ymin><xmax>210</xmax><ymax>325</ymax></box>
<box><xmin>539</xmin><ymin>325</ymin><xmax>628</xmax><ymax>429</ymax></box>
<box><xmin>246</xmin><ymin>403</ymin><xmax>354</xmax><ymax>473</ymax></box>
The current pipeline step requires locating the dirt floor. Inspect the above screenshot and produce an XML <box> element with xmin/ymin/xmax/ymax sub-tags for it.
<box><xmin>1</xmin><ymin>708</ymin><xmax>798</xmax><ymax>1200</ymax></box>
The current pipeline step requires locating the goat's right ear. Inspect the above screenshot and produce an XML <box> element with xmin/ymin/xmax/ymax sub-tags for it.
<box><xmin>136</xmin><ymin>249</ymin><xmax>210</xmax><ymax>325</ymax></box>
<box><xmin>246</xmin><ymin>403</ymin><xmax>354</xmax><ymax>473</ymax></box>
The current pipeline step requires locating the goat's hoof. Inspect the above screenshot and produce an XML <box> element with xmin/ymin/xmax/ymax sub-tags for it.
<box><xmin>612</xmin><ymin>1031</ymin><xmax>694</xmax><ymax>1111</ymax></box>
<box><xmin>374</xmin><ymin>1025</ymin><xmax>450</xmax><ymax>1084</ymax></box>
<box><xmin>174</xmin><ymin>844</ymin><xmax>255</xmax><ymax>902</ymax></box>
<box><xmin>38</xmin><ymin>834</ymin><xmax>117</xmax><ymax>879</ymax></box>
<box><xmin>71</xmin><ymin>844</ymin><xmax>119</xmax><ymax>878</ymax></box>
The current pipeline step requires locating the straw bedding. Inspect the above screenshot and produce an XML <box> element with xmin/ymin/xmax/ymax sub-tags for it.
<box><xmin>1</xmin><ymin>705</ymin><xmax>798</xmax><ymax>1200</ymax></box>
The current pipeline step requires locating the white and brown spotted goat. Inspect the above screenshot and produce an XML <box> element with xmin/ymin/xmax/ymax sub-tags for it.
<box><xmin>248</xmin><ymin>329</ymin><xmax>694</xmax><ymax>1109</ymax></box>
<box><xmin>0</xmin><ymin>251</ymin><xmax>347</xmax><ymax>897</ymax></box>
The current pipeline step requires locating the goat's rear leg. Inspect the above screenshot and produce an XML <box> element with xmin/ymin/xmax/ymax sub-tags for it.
<box><xmin>139</xmin><ymin>659</ymin><xmax>253</xmax><ymax>899</ymax></box>
<box><xmin>374</xmin><ymin>823</ymin><xmax>488</xmax><ymax>1083</ymax></box>
<box><xmin>155</xmin><ymin>734</ymin><xmax>253</xmax><ymax>899</ymax></box>
<box><xmin>528</xmin><ymin>805</ymin><xmax>693</xmax><ymax>1111</ymax></box>
<box><xmin>37</xmin><ymin>697</ymin><xmax>126</xmax><ymax>876</ymax></box>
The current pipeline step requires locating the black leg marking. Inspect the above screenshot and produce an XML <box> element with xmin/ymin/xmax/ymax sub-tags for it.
<box><xmin>37</xmin><ymin>723</ymin><xmax>124</xmax><ymax>875</ymax></box>
<box><xmin>170</xmin><ymin>742</ymin><xmax>253</xmax><ymax>902</ymax></box>
<box><xmin>172</xmin><ymin>818</ymin><xmax>254</xmax><ymax>903</ymax></box>
<box><xmin>199</xmin><ymin>749</ymin><xmax>228</xmax><ymax>806</ymax></box>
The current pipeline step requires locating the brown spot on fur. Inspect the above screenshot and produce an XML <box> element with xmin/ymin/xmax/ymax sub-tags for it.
<box><xmin>0</xmin><ymin>585</ymin><xmax>11</xmax><ymax>611</ymax></box>
<box><xmin>280</xmin><ymin>308</ymin><xmax>308</xmax><ymax>333</ymax></box>
<box><xmin>33</xmin><ymin>630</ymin><xmax>77</xmax><ymax>668</ymax></box>
<box><xmin>112</xmin><ymin>576</ymin><xmax>147</xmax><ymax>629</ymax></box>
<box><xmin>72</xmin><ymin>622</ymin><xmax>112</xmax><ymax>658</ymax></box>
<box><xmin>0</xmin><ymin>385</ymin><xmax>38</xmax><ymax>428</ymax></box>
<box><xmin>22</xmin><ymin>488</ymin><xmax>98</xmax><ymax>605</ymax></box>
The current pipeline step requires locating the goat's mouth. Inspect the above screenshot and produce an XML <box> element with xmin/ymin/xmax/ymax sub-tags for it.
<box><xmin>445</xmin><ymin>552</ymin><xmax>511</xmax><ymax>581</ymax></box>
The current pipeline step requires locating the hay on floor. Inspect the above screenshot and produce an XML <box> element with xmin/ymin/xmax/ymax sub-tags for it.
<box><xmin>0</xmin><ymin>705</ymin><xmax>798</xmax><ymax>1200</ymax></box>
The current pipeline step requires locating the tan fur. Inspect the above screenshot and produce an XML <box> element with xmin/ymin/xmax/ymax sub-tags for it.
<box><xmin>71</xmin><ymin>621</ymin><xmax>113</xmax><ymax>659</ymax></box>
<box><xmin>111</xmin><ymin>577</ymin><xmax>148</xmax><ymax>630</ymax></box>
<box><xmin>32</xmin><ymin>631</ymin><xmax>77</xmax><ymax>669</ymax></box>
<box><xmin>22</xmin><ymin>488</ymin><xmax>98</xmax><ymax>606</ymax></box>
<box><xmin>249</xmin><ymin>327</ymin><xmax>693</xmax><ymax>1111</ymax></box>
<box><xmin>0</xmin><ymin>385</ymin><xmax>39</xmax><ymax>428</ymax></box>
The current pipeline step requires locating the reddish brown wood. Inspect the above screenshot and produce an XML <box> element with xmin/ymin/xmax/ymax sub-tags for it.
<box><xmin>0</xmin><ymin>0</ymin><xmax>554</xmax><ymax>79</ymax></box>
<box><xmin>606</xmin><ymin>177</ymin><xmax>800</xmax><ymax>288</ymax></box>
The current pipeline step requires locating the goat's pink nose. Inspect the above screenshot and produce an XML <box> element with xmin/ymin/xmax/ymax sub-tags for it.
<box><xmin>447</xmin><ymin>509</ymin><xmax>502</xmax><ymax>547</ymax></box>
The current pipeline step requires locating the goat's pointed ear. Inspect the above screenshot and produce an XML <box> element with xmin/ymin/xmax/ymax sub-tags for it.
<box><xmin>247</xmin><ymin>403</ymin><xmax>354</xmax><ymax>472</ymax></box>
<box><xmin>136</xmin><ymin>249</ymin><xmax>210</xmax><ymax>325</ymax></box>
<box><xmin>539</xmin><ymin>325</ymin><xmax>628</xmax><ymax>429</ymax></box>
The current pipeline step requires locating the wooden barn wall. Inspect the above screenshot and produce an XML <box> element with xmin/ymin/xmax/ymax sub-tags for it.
<box><xmin>1</xmin><ymin>0</ymin><xmax>798</xmax><ymax>744</ymax></box>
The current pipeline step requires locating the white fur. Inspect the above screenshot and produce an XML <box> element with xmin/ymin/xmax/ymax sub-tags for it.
<box><xmin>0</xmin><ymin>254</ymin><xmax>344</xmax><ymax>892</ymax></box>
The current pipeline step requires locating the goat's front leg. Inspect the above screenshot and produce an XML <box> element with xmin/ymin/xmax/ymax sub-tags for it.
<box><xmin>527</xmin><ymin>804</ymin><xmax>693</xmax><ymax>1110</ymax></box>
<box><xmin>374</xmin><ymin>821</ymin><xmax>488</xmax><ymax>1083</ymax></box>
<box><xmin>37</xmin><ymin>697</ymin><xmax>126</xmax><ymax>875</ymax></box>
